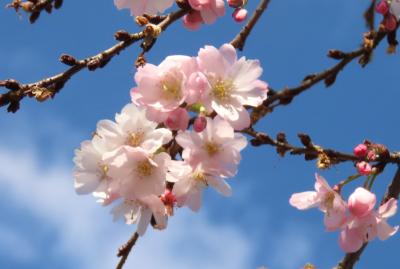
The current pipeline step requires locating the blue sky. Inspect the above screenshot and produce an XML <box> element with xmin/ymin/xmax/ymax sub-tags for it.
<box><xmin>1</xmin><ymin>1</ymin><xmax>400</xmax><ymax>268</ymax></box>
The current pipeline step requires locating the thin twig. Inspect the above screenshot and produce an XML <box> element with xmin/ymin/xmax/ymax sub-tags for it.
<box><xmin>6</xmin><ymin>0</ymin><xmax>63</xmax><ymax>23</ymax></box>
<box><xmin>0</xmin><ymin>8</ymin><xmax>189</xmax><ymax>113</ymax></box>
<box><xmin>116</xmin><ymin>232</ymin><xmax>140</xmax><ymax>269</ymax></box>
<box><xmin>243</xmin><ymin>128</ymin><xmax>400</xmax><ymax>165</ymax></box>
<box><xmin>251</xmin><ymin>28</ymin><xmax>388</xmax><ymax>124</ymax></box>
<box><xmin>230</xmin><ymin>0</ymin><xmax>271</xmax><ymax>50</ymax></box>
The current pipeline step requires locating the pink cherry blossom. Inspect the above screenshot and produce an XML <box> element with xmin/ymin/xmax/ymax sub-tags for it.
<box><xmin>289</xmin><ymin>173</ymin><xmax>347</xmax><ymax>231</ymax></box>
<box><xmin>348</xmin><ymin>187</ymin><xmax>376</xmax><ymax>218</ymax></box>
<box><xmin>232</xmin><ymin>8</ymin><xmax>248</xmax><ymax>23</ymax></box>
<box><xmin>164</xmin><ymin>107</ymin><xmax>190</xmax><ymax>131</ymax></box>
<box><xmin>196</xmin><ymin>44</ymin><xmax>268</xmax><ymax>130</ymax></box>
<box><xmin>112</xmin><ymin>195</ymin><xmax>167</xmax><ymax>236</ymax></box>
<box><xmin>170</xmin><ymin>161</ymin><xmax>232</xmax><ymax>212</ymax></box>
<box><xmin>188</xmin><ymin>0</ymin><xmax>225</xmax><ymax>25</ymax></box>
<box><xmin>353</xmin><ymin>143</ymin><xmax>368</xmax><ymax>157</ymax></box>
<box><xmin>339</xmin><ymin>198</ymin><xmax>399</xmax><ymax>253</ymax></box>
<box><xmin>356</xmin><ymin>161</ymin><xmax>373</xmax><ymax>175</ymax></box>
<box><xmin>105</xmin><ymin>146</ymin><xmax>170</xmax><ymax>199</ymax></box>
<box><xmin>96</xmin><ymin>103</ymin><xmax>172</xmax><ymax>153</ymax></box>
<box><xmin>131</xmin><ymin>55</ymin><xmax>197</xmax><ymax>123</ymax></box>
<box><xmin>114</xmin><ymin>0</ymin><xmax>175</xmax><ymax>16</ymax></box>
<box><xmin>176</xmin><ymin>116</ymin><xmax>247</xmax><ymax>177</ymax></box>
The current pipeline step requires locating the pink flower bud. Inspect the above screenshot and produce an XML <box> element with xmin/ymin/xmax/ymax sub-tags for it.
<box><xmin>232</xmin><ymin>8</ymin><xmax>248</xmax><ymax>23</ymax></box>
<box><xmin>348</xmin><ymin>187</ymin><xmax>376</xmax><ymax>218</ymax></box>
<box><xmin>384</xmin><ymin>14</ymin><xmax>398</xmax><ymax>32</ymax></box>
<box><xmin>228</xmin><ymin>0</ymin><xmax>244</xmax><ymax>8</ymax></box>
<box><xmin>165</xmin><ymin>108</ymin><xmax>190</xmax><ymax>131</ymax></box>
<box><xmin>354</xmin><ymin>144</ymin><xmax>368</xmax><ymax>157</ymax></box>
<box><xmin>356</xmin><ymin>161</ymin><xmax>372</xmax><ymax>175</ymax></box>
<box><xmin>376</xmin><ymin>1</ymin><xmax>389</xmax><ymax>15</ymax></box>
<box><xmin>193</xmin><ymin>115</ymin><xmax>207</xmax><ymax>132</ymax></box>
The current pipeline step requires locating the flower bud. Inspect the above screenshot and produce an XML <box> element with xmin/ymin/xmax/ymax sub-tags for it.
<box><xmin>165</xmin><ymin>108</ymin><xmax>189</xmax><ymax>131</ymax></box>
<box><xmin>356</xmin><ymin>161</ymin><xmax>373</xmax><ymax>175</ymax></box>
<box><xmin>232</xmin><ymin>8</ymin><xmax>248</xmax><ymax>23</ymax></box>
<box><xmin>376</xmin><ymin>1</ymin><xmax>389</xmax><ymax>15</ymax></box>
<box><xmin>194</xmin><ymin>115</ymin><xmax>207</xmax><ymax>132</ymax></box>
<box><xmin>348</xmin><ymin>187</ymin><xmax>376</xmax><ymax>218</ymax></box>
<box><xmin>384</xmin><ymin>14</ymin><xmax>398</xmax><ymax>32</ymax></box>
<box><xmin>353</xmin><ymin>144</ymin><xmax>368</xmax><ymax>157</ymax></box>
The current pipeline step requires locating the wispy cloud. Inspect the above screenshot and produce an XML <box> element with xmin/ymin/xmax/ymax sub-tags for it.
<box><xmin>0</xmin><ymin>135</ymin><xmax>252</xmax><ymax>269</ymax></box>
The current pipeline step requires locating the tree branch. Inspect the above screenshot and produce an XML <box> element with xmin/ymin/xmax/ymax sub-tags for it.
<box><xmin>230</xmin><ymin>0</ymin><xmax>271</xmax><ymax>50</ymax></box>
<box><xmin>0</xmin><ymin>8</ymin><xmax>189</xmax><ymax>113</ymax></box>
<box><xmin>243</xmin><ymin>128</ymin><xmax>400</xmax><ymax>166</ymax></box>
<box><xmin>6</xmin><ymin>0</ymin><xmax>63</xmax><ymax>23</ymax></box>
<box><xmin>251</xmin><ymin>28</ymin><xmax>388</xmax><ymax>124</ymax></box>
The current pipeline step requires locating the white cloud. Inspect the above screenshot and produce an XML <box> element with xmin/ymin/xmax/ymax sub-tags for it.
<box><xmin>0</xmin><ymin>144</ymin><xmax>252</xmax><ymax>269</ymax></box>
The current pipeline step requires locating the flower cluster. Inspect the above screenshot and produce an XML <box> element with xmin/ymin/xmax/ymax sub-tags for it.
<box><xmin>131</xmin><ymin>43</ymin><xmax>268</xmax><ymax>130</ymax></box>
<box><xmin>290</xmin><ymin>174</ymin><xmax>398</xmax><ymax>253</ymax></box>
<box><xmin>73</xmin><ymin>44</ymin><xmax>268</xmax><ymax>236</ymax></box>
<box><xmin>113</xmin><ymin>0</ymin><xmax>249</xmax><ymax>30</ymax></box>
<box><xmin>353</xmin><ymin>141</ymin><xmax>388</xmax><ymax>175</ymax></box>
<box><xmin>376</xmin><ymin>0</ymin><xmax>400</xmax><ymax>31</ymax></box>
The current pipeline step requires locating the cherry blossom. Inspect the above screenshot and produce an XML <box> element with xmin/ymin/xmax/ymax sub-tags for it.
<box><xmin>105</xmin><ymin>146</ymin><xmax>171</xmax><ymax>199</ymax></box>
<box><xmin>114</xmin><ymin>0</ymin><xmax>175</xmax><ymax>16</ymax></box>
<box><xmin>112</xmin><ymin>195</ymin><xmax>167</xmax><ymax>236</ymax></box>
<box><xmin>176</xmin><ymin>116</ymin><xmax>247</xmax><ymax>177</ymax></box>
<box><xmin>339</xmin><ymin>197</ymin><xmax>399</xmax><ymax>253</ymax></box>
<box><xmin>196</xmin><ymin>44</ymin><xmax>268</xmax><ymax>130</ymax></box>
<box><xmin>289</xmin><ymin>174</ymin><xmax>347</xmax><ymax>231</ymax></box>
<box><xmin>187</xmin><ymin>0</ymin><xmax>225</xmax><ymax>26</ymax></box>
<box><xmin>73</xmin><ymin>136</ymin><xmax>114</xmax><ymax>196</ymax></box>
<box><xmin>170</xmin><ymin>161</ymin><xmax>232</xmax><ymax>211</ymax></box>
<box><xmin>97</xmin><ymin>103</ymin><xmax>172</xmax><ymax>153</ymax></box>
<box><xmin>131</xmin><ymin>55</ymin><xmax>197</xmax><ymax>123</ymax></box>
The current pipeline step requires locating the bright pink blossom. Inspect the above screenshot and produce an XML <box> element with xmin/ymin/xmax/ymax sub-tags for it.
<box><xmin>376</xmin><ymin>1</ymin><xmax>389</xmax><ymax>15</ymax></box>
<box><xmin>114</xmin><ymin>0</ymin><xmax>175</xmax><ymax>16</ymax></box>
<box><xmin>356</xmin><ymin>161</ymin><xmax>373</xmax><ymax>175</ymax></box>
<box><xmin>353</xmin><ymin>144</ymin><xmax>368</xmax><ymax>157</ymax></box>
<box><xmin>289</xmin><ymin>174</ymin><xmax>347</xmax><ymax>231</ymax></box>
<box><xmin>131</xmin><ymin>55</ymin><xmax>197</xmax><ymax>123</ymax></box>
<box><xmin>196</xmin><ymin>44</ymin><xmax>268</xmax><ymax>130</ymax></box>
<box><xmin>339</xmin><ymin>198</ymin><xmax>399</xmax><ymax>253</ymax></box>
<box><xmin>348</xmin><ymin>187</ymin><xmax>376</xmax><ymax>218</ymax></box>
